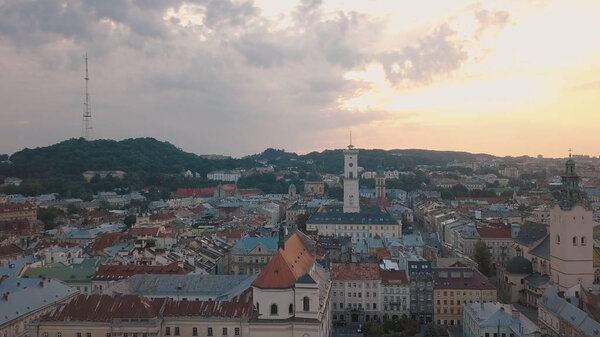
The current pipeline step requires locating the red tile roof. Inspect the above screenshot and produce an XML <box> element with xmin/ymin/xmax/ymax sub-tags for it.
<box><xmin>0</xmin><ymin>202</ymin><xmax>34</xmax><ymax>212</ymax></box>
<box><xmin>129</xmin><ymin>226</ymin><xmax>160</xmax><ymax>237</ymax></box>
<box><xmin>476</xmin><ymin>226</ymin><xmax>512</xmax><ymax>239</ymax></box>
<box><xmin>93</xmin><ymin>262</ymin><xmax>193</xmax><ymax>281</ymax></box>
<box><xmin>0</xmin><ymin>219</ymin><xmax>35</xmax><ymax>235</ymax></box>
<box><xmin>374</xmin><ymin>247</ymin><xmax>391</xmax><ymax>260</ymax></box>
<box><xmin>90</xmin><ymin>233</ymin><xmax>127</xmax><ymax>253</ymax></box>
<box><xmin>331</xmin><ymin>263</ymin><xmax>381</xmax><ymax>281</ymax></box>
<box><xmin>29</xmin><ymin>239</ymin><xmax>79</xmax><ymax>253</ymax></box>
<box><xmin>174</xmin><ymin>188</ymin><xmax>215</xmax><ymax>197</ymax></box>
<box><xmin>433</xmin><ymin>267</ymin><xmax>496</xmax><ymax>290</ymax></box>
<box><xmin>43</xmin><ymin>294</ymin><xmax>165</xmax><ymax>322</ymax></box>
<box><xmin>0</xmin><ymin>244</ymin><xmax>25</xmax><ymax>258</ymax></box>
<box><xmin>252</xmin><ymin>233</ymin><xmax>315</xmax><ymax>289</ymax></box>
<box><xmin>454</xmin><ymin>197</ymin><xmax>509</xmax><ymax>203</ymax></box>
<box><xmin>163</xmin><ymin>288</ymin><xmax>253</xmax><ymax>318</ymax></box>
<box><xmin>381</xmin><ymin>270</ymin><xmax>409</xmax><ymax>284</ymax></box>
<box><xmin>221</xmin><ymin>184</ymin><xmax>237</xmax><ymax>192</ymax></box>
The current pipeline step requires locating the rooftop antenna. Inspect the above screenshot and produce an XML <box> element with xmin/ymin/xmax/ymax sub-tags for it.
<box><xmin>348</xmin><ymin>130</ymin><xmax>354</xmax><ymax>149</ymax></box>
<box><xmin>82</xmin><ymin>53</ymin><xmax>92</xmax><ymax>140</ymax></box>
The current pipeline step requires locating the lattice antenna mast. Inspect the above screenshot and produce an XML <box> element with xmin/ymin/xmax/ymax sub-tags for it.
<box><xmin>82</xmin><ymin>53</ymin><xmax>92</xmax><ymax>140</ymax></box>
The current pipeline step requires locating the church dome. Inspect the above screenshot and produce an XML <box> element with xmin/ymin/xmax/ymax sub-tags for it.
<box><xmin>506</xmin><ymin>256</ymin><xmax>532</xmax><ymax>274</ymax></box>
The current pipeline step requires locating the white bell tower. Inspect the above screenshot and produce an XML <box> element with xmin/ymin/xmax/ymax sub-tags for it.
<box><xmin>343</xmin><ymin>134</ymin><xmax>360</xmax><ymax>213</ymax></box>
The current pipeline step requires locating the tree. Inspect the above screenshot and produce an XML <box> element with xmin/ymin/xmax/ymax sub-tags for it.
<box><xmin>422</xmin><ymin>324</ymin><xmax>439</xmax><ymax>337</ymax></box>
<box><xmin>327</xmin><ymin>186</ymin><xmax>343</xmax><ymax>201</ymax></box>
<box><xmin>364</xmin><ymin>322</ymin><xmax>390</xmax><ymax>337</ymax></box>
<box><xmin>296</xmin><ymin>213</ymin><xmax>310</xmax><ymax>231</ymax></box>
<box><xmin>124</xmin><ymin>214</ymin><xmax>137</xmax><ymax>228</ymax></box>
<box><xmin>474</xmin><ymin>240</ymin><xmax>493</xmax><ymax>276</ymax></box>
<box><xmin>37</xmin><ymin>206</ymin><xmax>65</xmax><ymax>230</ymax></box>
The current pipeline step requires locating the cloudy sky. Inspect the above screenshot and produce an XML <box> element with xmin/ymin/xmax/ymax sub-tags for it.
<box><xmin>1</xmin><ymin>0</ymin><xmax>599</xmax><ymax>158</ymax></box>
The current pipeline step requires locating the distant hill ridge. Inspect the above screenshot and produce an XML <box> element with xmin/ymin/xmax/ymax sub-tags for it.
<box><xmin>1</xmin><ymin>137</ymin><xmax>498</xmax><ymax>179</ymax></box>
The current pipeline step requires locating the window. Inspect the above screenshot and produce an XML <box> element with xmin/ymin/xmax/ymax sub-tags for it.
<box><xmin>175</xmin><ymin>327</ymin><xmax>180</xmax><ymax>336</ymax></box>
<box><xmin>166</xmin><ymin>328</ymin><xmax>171</xmax><ymax>336</ymax></box>
<box><xmin>223</xmin><ymin>328</ymin><xmax>227</xmax><ymax>336</ymax></box>
<box><xmin>208</xmin><ymin>328</ymin><xmax>213</xmax><ymax>337</ymax></box>
<box><xmin>573</xmin><ymin>236</ymin><xmax>578</xmax><ymax>246</ymax></box>
<box><xmin>582</xmin><ymin>237</ymin><xmax>586</xmax><ymax>245</ymax></box>
<box><xmin>77</xmin><ymin>333</ymin><xmax>82</xmax><ymax>337</ymax></box>
<box><xmin>289</xmin><ymin>303</ymin><xmax>294</xmax><ymax>314</ymax></box>
<box><xmin>256</xmin><ymin>302</ymin><xmax>259</xmax><ymax>312</ymax></box>
<box><xmin>58</xmin><ymin>334</ymin><xmax>62</xmax><ymax>337</ymax></box>
<box><xmin>271</xmin><ymin>304</ymin><xmax>278</xmax><ymax>315</ymax></box>
<box><xmin>556</xmin><ymin>235</ymin><xmax>560</xmax><ymax>244</ymax></box>
<box><xmin>106</xmin><ymin>334</ymin><xmax>111</xmax><ymax>337</ymax></box>
<box><xmin>193</xmin><ymin>328</ymin><xmax>198</xmax><ymax>336</ymax></box>
<box><xmin>373</xmin><ymin>303</ymin><xmax>377</xmax><ymax>309</ymax></box>
<box><xmin>235</xmin><ymin>328</ymin><xmax>240</xmax><ymax>336</ymax></box>
<box><xmin>44</xmin><ymin>333</ymin><xmax>48</xmax><ymax>337</ymax></box>
<box><xmin>303</xmin><ymin>296</ymin><xmax>310</xmax><ymax>312</ymax></box>
<box><xmin>87</xmin><ymin>334</ymin><xmax>91</xmax><ymax>337</ymax></box>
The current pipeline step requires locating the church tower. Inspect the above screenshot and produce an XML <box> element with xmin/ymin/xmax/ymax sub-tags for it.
<box><xmin>376</xmin><ymin>162</ymin><xmax>386</xmax><ymax>199</ymax></box>
<box><xmin>549</xmin><ymin>153</ymin><xmax>594</xmax><ymax>291</ymax></box>
<box><xmin>343</xmin><ymin>141</ymin><xmax>360</xmax><ymax>213</ymax></box>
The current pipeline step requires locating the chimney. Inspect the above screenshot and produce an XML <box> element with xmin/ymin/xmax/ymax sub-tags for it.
<box><xmin>278</xmin><ymin>224</ymin><xmax>285</xmax><ymax>250</ymax></box>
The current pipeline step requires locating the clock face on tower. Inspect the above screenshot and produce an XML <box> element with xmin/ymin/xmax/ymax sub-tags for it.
<box><xmin>349</xmin><ymin>163</ymin><xmax>354</xmax><ymax>167</ymax></box>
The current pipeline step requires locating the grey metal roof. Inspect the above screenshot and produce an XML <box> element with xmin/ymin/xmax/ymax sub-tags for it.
<box><xmin>515</xmin><ymin>221</ymin><xmax>547</xmax><ymax>246</ymax></box>
<box><xmin>307</xmin><ymin>205</ymin><xmax>398</xmax><ymax>225</ymax></box>
<box><xmin>0</xmin><ymin>277</ymin><xmax>78</xmax><ymax>326</ymax></box>
<box><xmin>506</xmin><ymin>256</ymin><xmax>533</xmax><ymax>274</ymax></box>
<box><xmin>541</xmin><ymin>286</ymin><xmax>600</xmax><ymax>336</ymax></box>
<box><xmin>108</xmin><ymin>274</ymin><xmax>256</xmax><ymax>301</ymax></box>
<box><xmin>523</xmin><ymin>273</ymin><xmax>550</xmax><ymax>289</ymax></box>
<box><xmin>0</xmin><ymin>255</ymin><xmax>35</xmax><ymax>278</ymax></box>
<box><xmin>230</xmin><ymin>237</ymin><xmax>278</xmax><ymax>254</ymax></box>
<box><xmin>296</xmin><ymin>273</ymin><xmax>316</xmax><ymax>284</ymax></box>
<box><xmin>529</xmin><ymin>235</ymin><xmax>550</xmax><ymax>260</ymax></box>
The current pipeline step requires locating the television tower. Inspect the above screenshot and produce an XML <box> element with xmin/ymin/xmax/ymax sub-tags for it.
<box><xmin>81</xmin><ymin>53</ymin><xmax>92</xmax><ymax>140</ymax></box>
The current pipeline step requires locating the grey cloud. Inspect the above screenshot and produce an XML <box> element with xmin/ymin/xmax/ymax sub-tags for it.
<box><xmin>0</xmin><ymin>0</ymin><xmax>501</xmax><ymax>156</ymax></box>
<box><xmin>201</xmin><ymin>0</ymin><xmax>259</xmax><ymax>28</ymax></box>
<box><xmin>474</xmin><ymin>8</ymin><xmax>510</xmax><ymax>37</ymax></box>
<box><xmin>378</xmin><ymin>24</ymin><xmax>468</xmax><ymax>86</ymax></box>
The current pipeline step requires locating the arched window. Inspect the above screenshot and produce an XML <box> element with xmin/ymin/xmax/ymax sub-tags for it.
<box><xmin>581</xmin><ymin>237</ymin><xmax>586</xmax><ymax>246</ymax></box>
<box><xmin>289</xmin><ymin>304</ymin><xmax>294</xmax><ymax>314</ymax></box>
<box><xmin>303</xmin><ymin>296</ymin><xmax>310</xmax><ymax>312</ymax></box>
<box><xmin>270</xmin><ymin>304</ymin><xmax>278</xmax><ymax>315</ymax></box>
<box><xmin>556</xmin><ymin>235</ymin><xmax>561</xmax><ymax>244</ymax></box>
<box><xmin>573</xmin><ymin>236</ymin><xmax>578</xmax><ymax>246</ymax></box>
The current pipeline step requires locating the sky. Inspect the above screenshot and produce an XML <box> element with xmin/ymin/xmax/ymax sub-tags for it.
<box><xmin>0</xmin><ymin>0</ymin><xmax>599</xmax><ymax>158</ymax></box>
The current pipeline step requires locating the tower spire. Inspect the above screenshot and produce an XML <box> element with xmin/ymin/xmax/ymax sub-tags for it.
<box><xmin>82</xmin><ymin>53</ymin><xmax>92</xmax><ymax>140</ymax></box>
<box><xmin>348</xmin><ymin>130</ymin><xmax>354</xmax><ymax>149</ymax></box>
